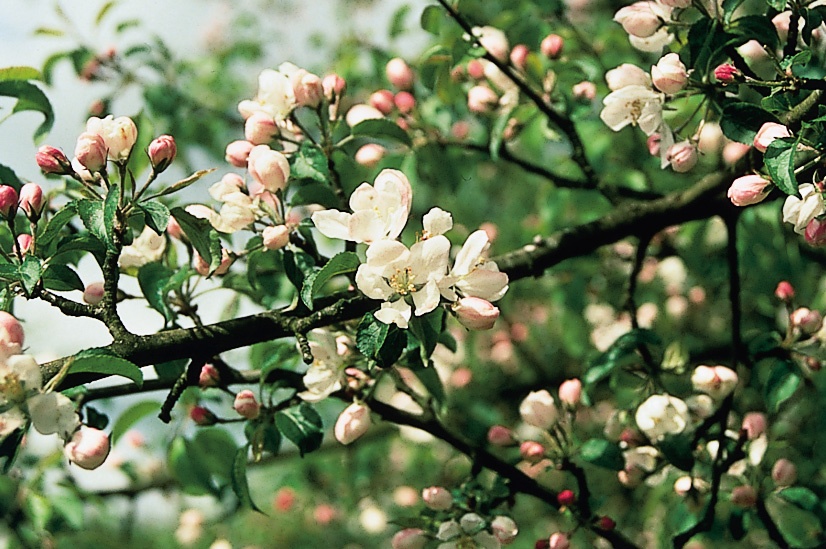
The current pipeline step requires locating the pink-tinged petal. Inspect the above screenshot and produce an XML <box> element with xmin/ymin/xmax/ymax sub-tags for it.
<box><xmin>365</xmin><ymin>240</ymin><xmax>409</xmax><ymax>267</ymax></box>
<box><xmin>312</xmin><ymin>210</ymin><xmax>353</xmax><ymax>240</ymax></box>
<box><xmin>375</xmin><ymin>300</ymin><xmax>412</xmax><ymax>328</ymax></box>
<box><xmin>349</xmin><ymin>210</ymin><xmax>387</xmax><ymax>243</ymax></box>
<box><xmin>457</xmin><ymin>268</ymin><xmax>510</xmax><ymax>302</ymax></box>
<box><xmin>453</xmin><ymin>231</ymin><xmax>490</xmax><ymax>275</ymax></box>
<box><xmin>412</xmin><ymin>280</ymin><xmax>441</xmax><ymax>316</ymax></box>
<box><xmin>349</xmin><ymin>182</ymin><xmax>379</xmax><ymax>211</ymax></box>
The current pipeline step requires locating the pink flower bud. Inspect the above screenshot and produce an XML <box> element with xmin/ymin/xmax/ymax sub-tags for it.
<box><xmin>647</xmin><ymin>133</ymin><xmax>662</xmax><ymax>156</ymax></box>
<box><xmin>774</xmin><ymin>282</ymin><xmax>795</xmax><ymax>302</ymax></box>
<box><xmin>714</xmin><ymin>63</ymin><xmax>740</xmax><ymax>83</ymax></box>
<box><xmin>491</xmin><ymin>516</ymin><xmax>518</xmax><ymax>545</ymax></box>
<box><xmin>392</xmin><ymin>528</ymin><xmax>428</xmax><ymax>549</ymax></box>
<box><xmin>691</xmin><ymin>365</ymin><xmax>738</xmax><ymax>400</ymax></box>
<box><xmin>596</xmin><ymin>516</ymin><xmax>616</xmax><ymax>531</ymax></box>
<box><xmin>0</xmin><ymin>312</ymin><xmax>24</xmax><ymax>357</ymax></box>
<box><xmin>467</xmin><ymin>59</ymin><xmax>486</xmax><ymax>80</ymax></box>
<box><xmin>354</xmin><ymin>144</ymin><xmax>386</xmax><ymax>168</ymax></box>
<box><xmin>727</xmin><ymin>175</ymin><xmax>770</xmax><ymax>206</ymax></box>
<box><xmin>652</xmin><ymin>53</ymin><xmax>688</xmax><ymax>94</ymax></box>
<box><xmin>605</xmin><ymin>63</ymin><xmax>651</xmax><ymax>90</ymax></box>
<box><xmin>345</xmin><ymin>104</ymin><xmax>385</xmax><ymax>127</ymax></box>
<box><xmin>198</xmin><ymin>364</ymin><xmax>220</xmax><ymax>388</ymax></box>
<box><xmin>83</xmin><ymin>282</ymin><xmax>105</xmax><ymax>305</ymax></box>
<box><xmin>772</xmin><ymin>458</ymin><xmax>797</xmax><ymax>487</ymax></box>
<box><xmin>234</xmin><ymin>390</ymin><xmax>261</xmax><ymax>419</ymax></box>
<box><xmin>86</xmin><ymin>115</ymin><xmax>138</xmax><ymax>161</ymax></box>
<box><xmin>557</xmin><ymin>489</ymin><xmax>576</xmax><ymax>506</ymax></box>
<box><xmin>614</xmin><ymin>2</ymin><xmax>668</xmax><ymax>38</ymax></box>
<box><xmin>18</xmin><ymin>183</ymin><xmax>44</xmax><ymax>219</ymax></box>
<box><xmin>148</xmin><ymin>135</ymin><xmax>177</xmax><ymax>173</ymax></box>
<box><xmin>468</xmin><ymin>85</ymin><xmax>499</xmax><ymax>113</ymax></box>
<box><xmin>572</xmin><ymin>81</ymin><xmax>596</xmax><ymax>101</ymax></box>
<box><xmin>16</xmin><ymin>234</ymin><xmax>32</xmax><ymax>255</ymax></box>
<box><xmin>386</xmin><ymin>58</ymin><xmax>415</xmax><ymax>90</ymax></box>
<box><xmin>190</xmin><ymin>405</ymin><xmax>217</xmax><ymax>426</ymax></box>
<box><xmin>64</xmin><ymin>427</ymin><xmax>110</xmax><ymax>470</ymax></box>
<box><xmin>541</xmin><ymin>34</ymin><xmax>564</xmax><ymax>59</ymax></box>
<box><xmin>245</xmin><ymin>113</ymin><xmax>280</xmax><ymax>146</ymax></box>
<box><xmin>369</xmin><ymin>90</ymin><xmax>395</xmax><ymax>115</ymax></box>
<box><xmin>549</xmin><ymin>533</ymin><xmax>570</xmax><ymax>549</ymax></box>
<box><xmin>166</xmin><ymin>217</ymin><xmax>183</xmax><ymax>240</ymax></box>
<box><xmin>723</xmin><ymin>142</ymin><xmax>751</xmax><ymax>165</ymax></box>
<box><xmin>519</xmin><ymin>390</ymin><xmax>558</xmax><ymax>429</ymax></box>
<box><xmin>36</xmin><ymin>146</ymin><xmax>73</xmax><ymax>175</ymax></box>
<box><xmin>292</xmin><ymin>70</ymin><xmax>323</xmax><ymax>108</ymax></box>
<box><xmin>334</xmin><ymin>402</ymin><xmax>371</xmax><ymax>444</ymax></box>
<box><xmin>558</xmin><ymin>378</ymin><xmax>582</xmax><ymax>406</ymax></box>
<box><xmin>453</xmin><ymin>297</ymin><xmax>500</xmax><ymax>330</ymax></box>
<box><xmin>753</xmin><ymin>122</ymin><xmax>791</xmax><ymax>153</ymax></box>
<box><xmin>322</xmin><ymin>73</ymin><xmax>347</xmax><ymax>101</ymax></box>
<box><xmin>0</xmin><ymin>186</ymin><xmax>18</xmax><ymax>219</ymax></box>
<box><xmin>248</xmin><ymin>145</ymin><xmax>290</xmax><ymax>193</ymax></box>
<box><xmin>474</xmin><ymin>26</ymin><xmax>510</xmax><ymax>62</ymax></box>
<box><xmin>791</xmin><ymin>307</ymin><xmax>822</xmax><ymax>334</ymax></box>
<box><xmin>741</xmin><ymin>412</ymin><xmax>767</xmax><ymax>440</ymax></box>
<box><xmin>394</xmin><ymin>91</ymin><xmax>416</xmax><ymax>114</ymax></box>
<box><xmin>730</xmin><ymin>485</ymin><xmax>757</xmax><ymax>507</ymax></box>
<box><xmin>225</xmin><ymin>140</ymin><xmax>255</xmax><ymax>168</ymax></box>
<box><xmin>262</xmin><ymin>225</ymin><xmax>291</xmax><ymax>250</ymax></box>
<box><xmin>421</xmin><ymin>486</ymin><xmax>452</xmax><ymax>510</ymax></box>
<box><xmin>520</xmin><ymin>440</ymin><xmax>546</xmax><ymax>462</ymax></box>
<box><xmin>805</xmin><ymin>218</ymin><xmax>826</xmax><ymax>246</ymax></box>
<box><xmin>666</xmin><ymin>141</ymin><xmax>698</xmax><ymax>173</ymax></box>
<box><xmin>194</xmin><ymin>249</ymin><xmax>233</xmax><ymax>277</ymax></box>
<box><xmin>75</xmin><ymin>132</ymin><xmax>108</xmax><ymax>173</ymax></box>
<box><xmin>510</xmin><ymin>44</ymin><xmax>529</xmax><ymax>69</ymax></box>
<box><xmin>487</xmin><ymin>425</ymin><xmax>515</xmax><ymax>446</ymax></box>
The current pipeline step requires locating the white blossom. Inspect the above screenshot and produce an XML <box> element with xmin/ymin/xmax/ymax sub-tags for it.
<box><xmin>783</xmin><ymin>183</ymin><xmax>825</xmax><ymax>234</ymax></box>
<box><xmin>635</xmin><ymin>394</ymin><xmax>689</xmax><ymax>441</ymax></box>
<box><xmin>299</xmin><ymin>330</ymin><xmax>349</xmax><ymax>403</ymax></box>
<box><xmin>119</xmin><ymin>226</ymin><xmax>166</xmax><ymax>268</ymax></box>
<box><xmin>600</xmin><ymin>85</ymin><xmax>664</xmax><ymax>135</ymax></box>
<box><xmin>238</xmin><ymin>64</ymin><xmax>298</xmax><ymax>121</ymax></box>
<box><xmin>437</xmin><ymin>513</ymin><xmax>501</xmax><ymax>549</ymax></box>
<box><xmin>441</xmin><ymin>230</ymin><xmax>509</xmax><ymax>303</ymax></box>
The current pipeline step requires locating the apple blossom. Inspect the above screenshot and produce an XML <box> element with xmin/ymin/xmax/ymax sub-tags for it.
<box><xmin>392</xmin><ymin>529</ymin><xmax>428</xmax><ymax>549</ymax></box>
<box><xmin>312</xmin><ymin>169</ymin><xmax>412</xmax><ymax>244</ymax></box>
<box><xmin>453</xmin><ymin>297</ymin><xmax>500</xmax><ymax>330</ymax></box>
<box><xmin>27</xmin><ymin>391</ymin><xmax>79</xmax><ymax>438</ymax></box>
<box><xmin>291</xmin><ymin>69</ymin><xmax>323</xmax><ymax>108</ymax></box>
<box><xmin>519</xmin><ymin>390</ymin><xmax>558</xmax><ymax>429</ymax></box>
<box><xmin>614</xmin><ymin>1</ymin><xmax>671</xmax><ymax>38</ymax></box>
<box><xmin>549</xmin><ymin>533</ymin><xmax>570</xmax><ymax>549</ymax></box>
<box><xmin>600</xmin><ymin>85</ymin><xmax>664</xmax><ymax>135</ymax></box>
<box><xmin>298</xmin><ymin>330</ymin><xmax>348</xmax><ymax>403</ymax></box>
<box><xmin>629</xmin><ymin>27</ymin><xmax>674</xmax><ymax>52</ymax></box>
<box><xmin>472</xmin><ymin>26</ymin><xmax>510</xmax><ymax>61</ymax></box>
<box><xmin>468</xmin><ymin>85</ymin><xmax>500</xmax><ymax>113</ymax></box>
<box><xmin>741</xmin><ymin>412</ymin><xmax>767</xmax><ymax>440</ymax></box>
<box><xmin>422</xmin><ymin>486</ymin><xmax>453</xmax><ymax>510</ymax></box>
<box><xmin>119</xmin><ymin>226</ymin><xmax>167</xmax><ymax>269</ymax></box>
<box><xmin>334</xmin><ymin>402</ymin><xmax>371</xmax><ymax>444</ymax></box>
<box><xmin>244</xmin><ymin>112</ymin><xmax>279</xmax><ymax>145</ymax></box>
<box><xmin>541</xmin><ymin>34</ymin><xmax>564</xmax><ymax>59</ymax></box>
<box><xmin>74</xmin><ymin>132</ymin><xmax>108</xmax><ymax>173</ymax></box>
<box><xmin>558</xmin><ymin>379</ymin><xmax>582</xmax><ymax>406</ymax></box>
<box><xmin>442</xmin><ymin>230</ymin><xmax>509</xmax><ymax>303</ymax></box>
<box><xmin>790</xmin><ymin>307</ymin><xmax>822</xmax><ymax>333</ymax></box>
<box><xmin>247</xmin><ymin>145</ymin><xmax>291</xmax><ymax>193</ymax></box>
<box><xmin>225</xmin><ymin>139</ymin><xmax>255</xmax><ymax>167</ymax></box>
<box><xmin>635</xmin><ymin>394</ymin><xmax>689</xmax><ymax>440</ymax></box>
<box><xmin>783</xmin><ymin>183</ymin><xmax>825</xmax><ymax>234</ymax></box>
<box><xmin>86</xmin><ymin>115</ymin><xmax>138</xmax><ymax>161</ymax></box>
<box><xmin>355</xmin><ymin>143</ymin><xmax>386</xmax><ymax>167</ymax></box>
<box><xmin>691</xmin><ymin>365</ymin><xmax>738</xmax><ymax>400</ymax></box>
<box><xmin>605</xmin><ymin>63</ymin><xmax>652</xmax><ymax>90</ymax></box>
<box><xmin>238</xmin><ymin>65</ymin><xmax>297</xmax><ymax>120</ymax></box>
<box><xmin>651</xmin><ymin>53</ymin><xmax>688</xmax><ymax>94</ymax></box>
<box><xmin>727</xmin><ymin>175</ymin><xmax>771</xmax><ymax>206</ymax></box>
<box><xmin>386</xmin><ymin>58</ymin><xmax>415</xmax><ymax>90</ymax></box>
<box><xmin>18</xmin><ymin>183</ymin><xmax>44</xmax><ymax>220</ymax></box>
<box><xmin>487</xmin><ymin>425</ymin><xmax>515</xmax><ymax>446</ymax></box>
<box><xmin>234</xmin><ymin>389</ymin><xmax>261</xmax><ymax>419</ymax></box>
<box><xmin>772</xmin><ymin>458</ymin><xmax>797</xmax><ymax>486</ymax></box>
<box><xmin>754</xmin><ymin>122</ymin><xmax>791</xmax><ymax>153</ymax></box>
<box><xmin>345</xmin><ymin>104</ymin><xmax>385</xmax><ymax>127</ymax></box>
<box><xmin>263</xmin><ymin>225</ymin><xmax>291</xmax><ymax>250</ymax></box>
<box><xmin>36</xmin><ymin>145</ymin><xmax>73</xmax><ymax>175</ymax></box>
<box><xmin>491</xmin><ymin>516</ymin><xmax>518</xmax><ymax>545</ymax></box>
<box><xmin>64</xmin><ymin>427</ymin><xmax>111</xmax><ymax>470</ymax></box>
<box><xmin>805</xmin><ymin>218</ymin><xmax>826</xmax><ymax>246</ymax></box>
<box><xmin>520</xmin><ymin>440</ymin><xmax>546</xmax><ymax>462</ymax></box>
<box><xmin>437</xmin><ymin>513</ymin><xmax>500</xmax><ymax>548</ymax></box>
<box><xmin>667</xmin><ymin>141</ymin><xmax>698</xmax><ymax>172</ymax></box>
<box><xmin>148</xmin><ymin>134</ymin><xmax>176</xmax><ymax>172</ymax></box>
<box><xmin>509</xmin><ymin>44</ymin><xmax>529</xmax><ymax>69</ymax></box>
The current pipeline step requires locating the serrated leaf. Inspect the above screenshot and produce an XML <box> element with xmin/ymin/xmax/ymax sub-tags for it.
<box><xmin>76</xmin><ymin>199</ymin><xmax>107</xmax><ymax>245</ymax></box>
<box><xmin>138</xmin><ymin>262</ymin><xmax>174</xmax><ymax>324</ymax></box>
<box><xmin>168</xmin><ymin>437</ymin><xmax>212</xmax><ymax>495</ymax></box>
<box><xmin>291</xmin><ymin>142</ymin><xmax>329</xmax><ymax>183</ymax></box>
<box><xmin>0</xmin><ymin>66</ymin><xmax>42</xmax><ymax>82</ymax></box>
<box><xmin>765</xmin><ymin>137</ymin><xmax>800</xmax><ymax>195</ymax></box>
<box><xmin>720</xmin><ymin>103</ymin><xmax>779</xmax><ymax>144</ymax></box>
<box><xmin>231</xmin><ymin>445</ymin><xmax>264</xmax><ymax>512</ymax></box>
<box><xmin>351</xmin><ymin>118</ymin><xmax>412</xmax><ymax>147</ymax></box>
<box><xmin>170</xmin><ymin>207</ymin><xmax>222</xmax><ymax>274</ymax></box>
<box><xmin>579</xmin><ymin>438</ymin><xmax>625</xmax><ymax>470</ymax></box>
<box><xmin>39</xmin><ymin>203</ymin><xmax>77</xmax><ymax>246</ymax></box>
<box><xmin>357</xmin><ymin>313</ymin><xmax>406</xmax><ymax>367</ymax></box>
<box><xmin>69</xmin><ymin>348</ymin><xmax>143</xmax><ymax>387</ymax></box>
<box><xmin>584</xmin><ymin>329</ymin><xmax>661</xmax><ymax>386</ymax></box>
<box><xmin>111</xmin><ymin>400</ymin><xmax>158</xmax><ymax>444</ymax></box>
<box><xmin>275</xmin><ymin>403</ymin><xmax>323</xmax><ymax>457</ymax></box>
<box><xmin>282</xmin><ymin>249</ymin><xmax>316</xmax><ymax>291</ymax></box>
<box><xmin>18</xmin><ymin>256</ymin><xmax>42</xmax><ymax>295</ymax></box>
<box><xmin>103</xmin><ymin>185</ymin><xmax>120</xmax><ymax>251</ymax></box>
<box><xmin>246</xmin><ymin>419</ymin><xmax>282</xmax><ymax>460</ymax></box>
<box><xmin>729</xmin><ymin>15</ymin><xmax>779</xmax><ymax>50</ymax></box>
<box><xmin>0</xmin><ymin>80</ymin><xmax>54</xmax><ymax>142</ymax></box>
<box><xmin>143</xmin><ymin>168</ymin><xmax>216</xmax><ymax>201</ymax></box>
<box><xmin>42</xmin><ymin>264</ymin><xmax>84</xmax><ymax>292</ymax></box>
<box><xmin>300</xmin><ymin>251</ymin><xmax>359</xmax><ymax>309</ymax></box>
<box><xmin>139</xmin><ymin>202</ymin><xmax>170</xmax><ymax>236</ymax></box>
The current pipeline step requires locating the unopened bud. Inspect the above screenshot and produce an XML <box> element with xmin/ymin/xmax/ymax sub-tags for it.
<box><xmin>394</xmin><ymin>91</ymin><xmax>416</xmax><ymax>114</ymax></box>
<box><xmin>0</xmin><ymin>186</ymin><xmax>18</xmax><ymax>219</ymax></box>
<box><xmin>596</xmin><ymin>516</ymin><xmax>616</xmax><ymax>531</ymax></box>
<box><xmin>651</xmin><ymin>53</ymin><xmax>688</xmax><ymax>94</ymax></box>
<box><xmin>558</xmin><ymin>379</ymin><xmax>582</xmax><ymax>407</ymax></box>
<box><xmin>667</xmin><ymin>141</ymin><xmax>698</xmax><ymax>173</ymax></box>
<box><xmin>541</xmin><ymin>34</ymin><xmax>564</xmax><ymax>59</ymax></box>
<box><xmin>75</xmin><ymin>132</ymin><xmax>108</xmax><ymax>173</ymax></box>
<box><xmin>510</xmin><ymin>44</ymin><xmax>529</xmax><ymax>69</ymax></box>
<box><xmin>392</xmin><ymin>528</ymin><xmax>428</xmax><ymax>549</ymax></box>
<box><xmin>557</xmin><ymin>489</ymin><xmax>576</xmax><ymax>506</ymax></box>
<box><xmin>772</xmin><ymin>458</ymin><xmax>797</xmax><ymax>487</ymax></box>
<box><xmin>225</xmin><ymin>140</ymin><xmax>255</xmax><ymax>168</ymax></box>
<box><xmin>369</xmin><ymin>90</ymin><xmax>395</xmax><ymax>115</ymax></box>
<box><xmin>15</xmin><ymin>234</ymin><xmax>32</xmax><ymax>255</ymax></box>
<box><xmin>753</xmin><ymin>122</ymin><xmax>791</xmax><ymax>153</ymax></box>
<box><xmin>322</xmin><ymin>73</ymin><xmax>347</xmax><ymax>101</ymax></box>
<box><xmin>64</xmin><ymin>427</ymin><xmax>110</xmax><ymax>470</ymax></box>
<box><xmin>386</xmin><ymin>58</ymin><xmax>414</xmax><ymax>90</ymax></box>
<box><xmin>487</xmin><ymin>425</ymin><xmax>515</xmax><ymax>446</ymax></box>
<box><xmin>730</xmin><ymin>485</ymin><xmax>757</xmax><ymax>507</ymax></box>
<box><xmin>467</xmin><ymin>59</ymin><xmax>486</xmax><ymax>80</ymax></box>
<box><xmin>354</xmin><ymin>144</ymin><xmax>386</xmax><ymax>168</ymax></box>
<box><xmin>245</xmin><ymin>113</ymin><xmax>279</xmax><ymax>145</ymax></box>
<box><xmin>334</xmin><ymin>402</ymin><xmax>371</xmax><ymax>444</ymax></box>
<box><xmin>422</xmin><ymin>486</ymin><xmax>452</xmax><ymax>510</ymax></box>
<box><xmin>775</xmin><ymin>281</ymin><xmax>794</xmax><ymax>302</ymax></box>
<box><xmin>548</xmin><ymin>533</ymin><xmax>570</xmax><ymax>549</ymax></box>
<box><xmin>520</xmin><ymin>440</ymin><xmax>546</xmax><ymax>462</ymax></box>
<box><xmin>467</xmin><ymin>85</ymin><xmax>499</xmax><ymax>113</ymax></box>
<box><xmin>198</xmin><ymin>364</ymin><xmax>220</xmax><ymax>388</ymax></box>
<box><xmin>741</xmin><ymin>412</ymin><xmax>767</xmax><ymax>440</ymax></box>
<box><xmin>262</xmin><ymin>225</ymin><xmax>291</xmax><ymax>250</ymax></box>
<box><xmin>727</xmin><ymin>175</ymin><xmax>770</xmax><ymax>207</ymax></box>
<box><xmin>190</xmin><ymin>405</ymin><xmax>217</xmax><ymax>426</ymax></box>
<box><xmin>714</xmin><ymin>63</ymin><xmax>740</xmax><ymax>83</ymax></box>
<box><xmin>519</xmin><ymin>390</ymin><xmax>558</xmax><ymax>429</ymax></box>
<box><xmin>148</xmin><ymin>135</ymin><xmax>177</xmax><ymax>173</ymax></box>
<box><xmin>491</xmin><ymin>516</ymin><xmax>518</xmax><ymax>545</ymax></box>
<box><xmin>233</xmin><ymin>390</ymin><xmax>260</xmax><ymax>419</ymax></box>
<box><xmin>83</xmin><ymin>282</ymin><xmax>105</xmax><ymax>305</ymax></box>
<box><xmin>292</xmin><ymin>70</ymin><xmax>323</xmax><ymax>108</ymax></box>
<box><xmin>194</xmin><ymin>249</ymin><xmax>233</xmax><ymax>277</ymax></box>
<box><xmin>453</xmin><ymin>297</ymin><xmax>500</xmax><ymax>330</ymax></box>
<box><xmin>691</xmin><ymin>365</ymin><xmax>738</xmax><ymax>400</ymax></box>
<box><xmin>791</xmin><ymin>307</ymin><xmax>822</xmax><ymax>334</ymax></box>
<box><xmin>572</xmin><ymin>81</ymin><xmax>596</xmax><ymax>101</ymax></box>
<box><xmin>36</xmin><ymin>146</ymin><xmax>73</xmax><ymax>175</ymax></box>
<box><xmin>805</xmin><ymin>218</ymin><xmax>826</xmax><ymax>246</ymax></box>
<box><xmin>18</xmin><ymin>183</ymin><xmax>44</xmax><ymax>220</ymax></box>
<box><xmin>647</xmin><ymin>133</ymin><xmax>662</xmax><ymax>156</ymax></box>
<box><xmin>248</xmin><ymin>145</ymin><xmax>290</xmax><ymax>193</ymax></box>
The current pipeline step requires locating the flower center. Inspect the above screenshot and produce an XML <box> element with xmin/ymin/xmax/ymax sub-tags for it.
<box><xmin>626</xmin><ymin>99</ymin><xmax>643</xmax><ymax>125</ymax></box>
<box><xmin>388</xmin><ymin>267</ymin><xmax>416</xmax><ymax>295</ymax></box>
<box><xmin>0</xmin><ymin>373</ymin><xmax>26</xmax><ymax>404</ymax></box>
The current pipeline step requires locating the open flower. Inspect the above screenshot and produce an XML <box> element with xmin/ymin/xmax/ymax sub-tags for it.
<box><xmin>783</xmin><ymin>183</ymin><xmax>825</xmax><ymax>234</ymax></box>
<box><xmin>600</xmin><ymin>85</ymin><xmax>664</xmax><ymax>135</ymax></box>
<box><xmin>299</xmin><ymin>330</ymin><xmax>349</xmax><ymax>403</ymax></box>
<box><xmin>238</xmin><ymin>64</ymin><xmax>299</xmax><ymax>121</ymax></box>
<box><xmin>312</xmin><ymin>169</ymin><xmax>413</xmax><ymax>244</ymax></box>
<box><xmin>437</xmin><ymin>514</ymin><xmax>500</xmax><ymax>549</ymax></box>
<box><xmin>441</xmin><ymin>230</ymin><xmax>509</xmax><ymax>303</ymax></box>
<box><xmin>635</xmin><ymin>394</ymin><xmax>689</xmax><ymax>441</ymax></box>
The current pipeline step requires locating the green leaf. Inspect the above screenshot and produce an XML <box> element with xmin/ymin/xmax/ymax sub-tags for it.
<box><xmin>0</xmin><ymin>80</ymin><xmax>54</xmax><ymax>142</ymax></box>
<box><xmin>231</xmin><ymin>445</ymin><xmax>264</xmax><ymax>512</ymax></box>
<box><xmin>729</xmin><ymin>16</ymin><xmax>779</xmax><ymax>51</ymax></box>
<box><xmin>144</xmin><ymin>168</ymin><xmax>216</xmax><ymax>201</ymax></box>
<box><xmin>103</xmin><ymin>185</ymin><xmax>120</xmax><ymax>251</ymax></box>
<box><xmin>720</xmin><ymin>103</ymin><xmax>779</xmax><ymax>144</ymax></box>
<box><xmin>0</xmin><ymin>66</ymin><xmax>42</xmax><ymax>82</ymax></box>
<box><xmin>84</xmin><ymin>406</ymin><xmax>109</xmax><ymax>430</ymax></box>
<box><xmin>0</xmin><ymin>163</ymin><xmax>23</xmax><ymax>190</ymax></box>
<box><xmin>357</xmin><ymin>313</ymin><xmax>406</xmax><ymax>368</ymax></box>
<box><xmin>767</xmin><ymin>492</ymin><xmax>823</xmax><ymax>547</ymax></box>
<box><xmin>76</xmin><ymin>199</ymin><xmax>108</xmax><ymax>246</ymax></box>
<box><xmin>42</xmin><ymin>264</ymin><xmax>84</xmax><ymax>292</ymax></box>
<box><xmin>155</xmin><ymin>358</ymin><xmax>188</xmax><ymax>383</ymax></box>
<box><xmin>300</xmin><ymin>251</ymin><xmax>359</xmax><ymax>309</ymax></box>
<box><xmin>579</xmin><ymin>438</ymin><xmax>625</xmax><ymax>471</ymax></box>
<box><xmin>170</xmin><ymin>207</ymin><xmax>222</xmax><ymax>274</ymax></box>
<box><xmin>406</xmin><ymin>353</ymin><xmax>446</xmax><ymax>409</ymax></box>
<box><xmin>111</xmin><ymin>400</ymin><xmax>158</xmax><ymax>444</ymax></box>
<box><xmin>246</xmin><ymin>419</ymin><xmax>282</xmax><ymax>460</ymax></box>
<box><xmin>275</xmin><ymin>403</ymin><xmax>323</xmax><ymax>457</ymax></box>
<box><xmin>659</xmin><ymin>433</ymin><xmax>696</xmax><ymax>471</ymax></box>
<box><xmin>490</xmin><ymin>106</ymin><xmax>516</xmax><ymax>162</ymax></box>
<box><xmin>139</xmin><ymin>202</ymin><xmax>170</xmax><ymax>236</ymax></box>
<box><xmin>420</xmin><ymin>4</ymin><xmax>444</xmax><ymax>34</ymax></box>
<box><xmin>138</xmin><ymin>262</ymin><xmax>174</xmax><ymax>324</ymax></box>
<box><xmin>351</xmin><ymin>118</ymin><xmax>412</xmax><ymax>147</ymax></box>
<box><xmin>95</xmin><ymin>0</ymin><xmax>116</xmax><ymax>25</ymax></box>
<box><xmin>291</xmin><ymin>142</ymin><xmax>329</xmax><ymax>183</ymax></box>
<box><xmin>18</xmin><ymin>256</ymin><xmax>42</xmax><ymax>295</ymax></box>
<box><xmin>69</xmin><ymin>348</ymin><xmax>143</xmax><ymax>387</ymax></box>
<box><xmin>39</xmin><ymin>203</ymin><xmax>77</xmax><ymax>246</ymax></box>
<box><xmin>764</xmin><ymin>137</ymin><xmax>800</xmax><ymax>195</ymax></box>
<box><xmin>168</xmin><ymin>437</ymin><xmax>212</xmax><ymax>495</ymax></box>
<box><xmin>583</xmin><ymin>329</ymin><xmax>660</xmax><ymax>386</ymax></box>
<box><xmin>765</xmin><ymin>361</ymin><xmax>801</xmax><ymax>413</ymax></box>
<box><xmin>409</xmin><ymin>308</ymin><xmax>445</xmax><ymax>360</ymax></box>
<box><xmin>282</xmin><ymin>249</ymin><xmax>316</xmax><ymax>291</ymax></box>
<box><xmin>778</xmin><ymin>487</ymin><xmax>819</xmax><ymax>511</ymax></box>
<box><xmin>290</xmin><ymin>182</ymin><xmax>340</xmax><ymax>209</ymax></box>
<box><xmin>0</xmin><ymin>427</ymin><xmax>25</xmax><ymax>473</ymax></box>
<box><xmin>389</xmin><ymin>4</ymin><xmax>411</xmax><ymax>38</ymax></box>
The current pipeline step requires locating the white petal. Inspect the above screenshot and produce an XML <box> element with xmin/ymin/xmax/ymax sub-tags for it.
<box><xmin>365</xmin><ymin>240</ymin><xmax>409</xmax><ymax>267</ymax></box>
<box><xmin>355</xmin><ymin>264</ymin><xmax>392</xmax><ymax>300</ymax></box>
<box><xmin>453</xmin><ymin>231</ymin><xmax>490</xmax><ymax>276</ymax></box>
<box><xmin>457</xmin><ymin>269</ymin><xmax>509</xmax><ymax>302</ymax></box>
<box><xmin>349</xmin><ymin>210</ymin><xmax>389</xmax><ymax>244</ymax></box>
<box><xmin>412</xmin><ymin>280</ymin><xmax>441</xmax><ymax>316</ymax></box>
<box><xmin>423</xmin><ymin>207</ymin><xmax>453</xmax><ymax>236</ymax></box>
<box><xmin>28</xmin><ymin>392</ymin><xmax>78</xmax><ymax>438</ymax></box>
<box><xmin>312</xmin><ymin>210</ymin><xmax>353</xmax><ymax>241</ymax></box>
<box><xmin>349</xmin><ymin>183</ymin><xmax>378</xmax><ymax>212</ymax></box>
<box><xmin>374</xmin><ymin>300</ymin><xmax>411</xmax><ymax>328</ymax></box>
